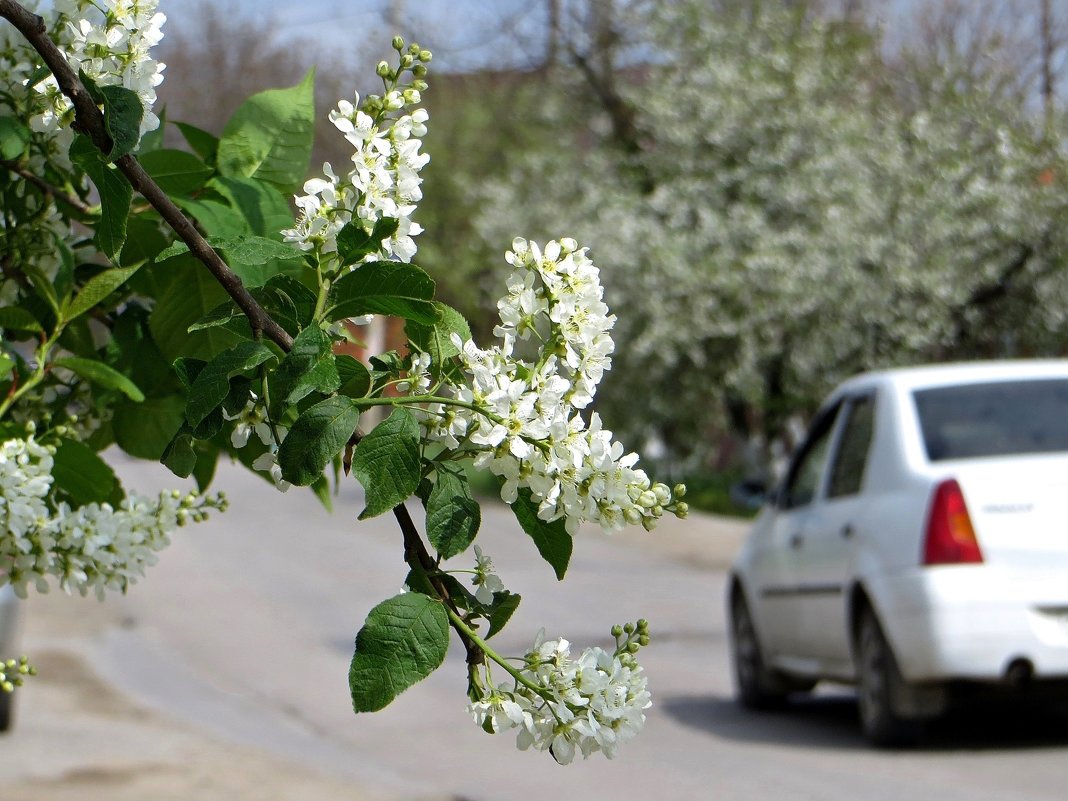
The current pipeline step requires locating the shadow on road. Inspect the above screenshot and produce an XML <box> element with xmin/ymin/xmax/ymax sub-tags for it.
<box><xmin>663</xmin><ymin>691</ymin><xmax>1068</xmax><ymax>751</ymax></box>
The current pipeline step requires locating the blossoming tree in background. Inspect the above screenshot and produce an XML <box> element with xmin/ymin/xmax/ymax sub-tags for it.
<box><xmin>0</xmin><ymin>0</ymin><xmax>685</xmax><ymax>762</ymax></box>
<box><xmin>474</xmin><ymin>0</ymin><xmax>1068</xmax><ymax>472</ymax></box>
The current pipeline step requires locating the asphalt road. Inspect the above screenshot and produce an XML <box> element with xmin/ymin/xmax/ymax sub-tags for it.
<box><xmin>6</xmin><ymin>456</ymin><xmax>1068</xmax><ymax>801</ymax></box>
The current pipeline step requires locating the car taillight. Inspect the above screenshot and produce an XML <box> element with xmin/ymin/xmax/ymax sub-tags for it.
<box><xmin>923</xmin><ymin>478</ymin><xmax>984</xmax><ymax>565</ymax></box>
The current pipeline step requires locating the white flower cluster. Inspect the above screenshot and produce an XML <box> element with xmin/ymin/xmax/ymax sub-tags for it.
<box><xmin>29</xmin><ymin>0</ymin><xmax>166</xmax><ymax>141</ymax></box>
<box><xmin>282</xmin><ymin>49</ymin><xmax>430</xmax><ymax>266</ymax></box>
<box><xmin>421</xmin><ymin>238</ymin><xmax>686</xmax><ymax>533</ymax></box>
<box><xmin>0</xmin><ymin>437</ymin><xmax>224</xmax><ymax>599</ymax></box>
<box><xmin>469</xmin><ymin>624</ymin><xmax>651</xmax><ymax>765</ymax></box>
<box><xmin>222</xmin><ymin>393</ymin><xmax>291</xmax><ymax>493</ymax></box>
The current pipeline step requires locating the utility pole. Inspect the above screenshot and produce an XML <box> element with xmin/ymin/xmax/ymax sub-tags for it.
<box><xmin>546</xmin><ymin>0</ymin><xmax>561</xmax><ymax>68</ymax></box>
<box><xmin>1040</xmin><ymin>0</ymin><xmax>1055</xmax><ymax>137</ymax></box>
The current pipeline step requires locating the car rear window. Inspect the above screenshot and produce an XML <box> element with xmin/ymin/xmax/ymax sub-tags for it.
<box><xmin>914</xmin><ymin>378</ymin><xmax>1068</xmax><ymax>461</ymax></box>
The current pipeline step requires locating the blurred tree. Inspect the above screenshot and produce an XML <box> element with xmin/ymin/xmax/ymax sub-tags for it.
<box><xmin>472</xmin><ymin>0</ymin><xmax>1068</xmax><ymax>472</ymax></box>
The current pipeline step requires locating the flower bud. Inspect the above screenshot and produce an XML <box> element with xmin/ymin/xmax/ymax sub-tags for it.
<box><xmin>653</xmin><ymin>483</ymin><xmax>671</xmax><ymax>504</ymax></box>
<box><xmin>402</xmin><ymin>88</ymin><xmax>421</xmax><ymax>105</ymax></box>
<box><xmin>637</xmin><ymin>490</ymin><xmax>657</xmax><ymax>508</ymax></box>
<box><xmin>419</xmin><ymin>49</ymin><xmax>432</xmax><ymax>62</ymax></box>
<box><xmin>376</xmin><ymin>60</ymin><xmax>392</xmax><ymax>78</ymax></box>
<box><xmin>412</xmin><ymin>64</ymin><xmax>427</xmax><ymax>78</ymax></box>
<box><xmin>637</xmin><ymin>618</ymin><xmax>649</xmax><ymax>632</ymax></box>
<box><xmin>400</xmin><ymin>53</ymin><xmax>414</xmax><ymax>69</ymax></box>
<box><xmin>623</xmin><ymin>622</ymin><xmax>635</xmax><ymax>635</ymax></box>
<box><xmin>638</xmin><ymin>634</ymin><xmax>650</xmax><ymax>647</ymax></box>
<box><xmin>675</xmin><ymin>502</ymin><xmax>689</xmax><ymax>519</ymax></box>
<box><xmin>392</xmin><ymin>35</ymin><xmax>405</xmax><ymax>51</ymax></box>
<box><xmin>627</xmin><ymin>642</ymin><xmax>640</xmax><ymax>654</ymax></box>
<box><xmin>611</xmin><ymin>624</ymin><xmax>623</xmax><ymax>637</ymax></box>
<box><xmin>673</xmin><ymin>483</ymin><xmax>687</xmax><ymax>498</ymax></box>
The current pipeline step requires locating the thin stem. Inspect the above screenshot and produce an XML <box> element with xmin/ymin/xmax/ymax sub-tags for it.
<box><xmin>443</xmin><ymin>605</ymin><xmax>556</xmax><ymax>704</ymax></box>
<box><xmin>1</xmin><ymin>159</ymin><xmax>91</xmax><ymax>214</ymax></box>
<box><xmin>0</xmin><ymin>330</ymin><xmax>60</xmax><ymax>420</ymax></box>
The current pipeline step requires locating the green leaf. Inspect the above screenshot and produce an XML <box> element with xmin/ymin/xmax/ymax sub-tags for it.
<box><xmin>69</xmin><ymin>135</ymin><xmax>132</xmax><ymax>260</ymax></box>
<box><xmin>208</xmin><ymin>176</ymin><xmax>293</xmax><ymax>239</ymax></box>
<box><xmin>310</xmin><ymin>473</ymin><xmax>333</xmax><ymax>512</ymax></box>
<box><xmin>336</xmin><ymin>217</ymin><xmax>400</xmax><ymax>266</ymax></box>
<box><xmin>139</xmin><ymin>148</ymin><xmax>214</xmax><ymax>195</ymax></box>
<box><xmin>0</xmin><ymin>115</ymin><xmax>31</xmax><ymax>160</ymax></box>
<box><xmin>63</xmin><ymin>264</ymin><xmax>142</xmax><ymax>321</ymax></box>
<box><xmin>425</xmin><ymin>464</ymin><xmax>481</xmax><ymax>560</ymax></box>
<box><xmin>191</xmin><ymin>441</ymin><xmax>220</xmax><ymax>491</ymax></box>
<box><xmin>119</xmin><ymin>217</ymin><xmax>169</xmax><ymax>268</ymax></box>
<box><xmin>511</xmin><ymin>489</ymin><xmax>573</xmax><ymax>580</ymax></box>
<box><xmin>216</xmin><ymin>69</ymin><xmax>316</xmax><ymax>194</ymax></box>
<box><xmin>175</xmin><ymin>121</ymin><xmax>219</xmax><ymax>164</ymax></box>
<box><xmin>0</xmin><ymin>307</ymin><xmax>42</xmax><ymax>333</ymax></box>
<box><xmin>52</xmin><ymin>356</ymin><xmax>145</xmax><ymax>401</ymax></box>
<box><xmin>113</xmin><ymin>395</ymin><xmax>186</xmax><ymax>460</ymax></box>
<box><xmin>79</xmin><ymin>70</ymin><xmax>142</xmax><ymax>162</ymax></box>
<box><xmin>149</xmin><ymin>258</ymin><xmax>244</xmax><ymax>361</ymax></box>
<box><xmin>155</xmin><ymin>235</ymin><xmax>301</xmax><ymax>288</ymax></box>
<box><xmin>21</xmin><ymin>262</ymin><xmax>60</xmax><ymax>316</ymax></box>
<box><xmin>486</xmin><ymin>592</ymin><xmax>522</xmax><ymax>639</ymax></box>
<box><xmin>271</xmin><ymin>325</ymin><xmax>339</xmax><ymax>408</ymax></box>
<box><xmin>174</xmin><ymin>197</ymin><xmax>249</xmax><ymax>239</ymax></box>
<box><xmin>161</xmin><ymin>428</ymin><xmax>196</xmax><ymax>477</ymax></box>
<box><xmin>186</xmin><ymin>341</ymin><xmax>275</xmax><ymax>428</ymax></box>
<box><xmin>335</xmin><ymin>354</ymin><xmax>372</xmax><ymax>398</ymax></box>
<box><xmin>351</xmin><ymin>407</ymin><xmax>421</xmax><ymax>519</ymax></box>
<box><xmin>0</xmin><ymin>355</ymin><xmax>14</xmax><ymax>380</ymax></box>
<box><xmin>348</xmin><ymin>592</ymin><xmax>449</xmax><ymax>713</ymax></box>
<box><xmin>51</xmin><ymin>438</ymin><xmax>121</xmax><ymax>507</ymax></box>
<box><xmin>406</xmin><ymin>302</ymin><xmax>472</xmax><ymax>375</ymax></box>
<box><xmin>326</xmin><ymin>262</ymin><xmax>439</xmax><ymax>325</ymax></box>
<box><xmin>277</xmin><ymin>396</ymin><xmax>361</xmax><ymax>486</ymax></box>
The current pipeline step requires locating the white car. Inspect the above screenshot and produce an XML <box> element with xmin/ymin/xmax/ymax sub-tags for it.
<box><xmin>0</xmin><ymin>584</ymin><xmax>21</xmax><ymax>731</ymax></box>
<box><xmin>728</xmin><ymin>360</ymin><xmax>1068</xmax><ymax>745</ymax></box>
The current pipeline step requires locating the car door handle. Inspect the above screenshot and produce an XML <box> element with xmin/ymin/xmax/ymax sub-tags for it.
<box><xmin>788</xmin><ymin>532</ymin><xmax>804</xmax><ymax>549</ymax></box>
<box><xmin>841</xmin><ymin>524</ymin><xmax>855</xmax><ymax>539</ymax></box>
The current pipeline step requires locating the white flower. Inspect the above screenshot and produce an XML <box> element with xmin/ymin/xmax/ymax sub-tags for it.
<box><xmin>468</xmin><ymin>625</ymin><xmax>651</xmax><ymax>763</ymax></box>
<box><xmin>283</xmin><ymin>83</ymin><xmax>429</xmax><ymax>266</ymax></box>
<box><xmin>251</xmin><ymin>449</ymin><xmax>291</xmax><ymax>493</ymax></box>
<box><xmin>0</xmin><ymin>438</ymin><xmax>224</xmax><ymax>599</ymax></box>
<box><xmin>471</xmin><ymin>545</ymin><xmax>505</xmax><ymax>604</ymax></box>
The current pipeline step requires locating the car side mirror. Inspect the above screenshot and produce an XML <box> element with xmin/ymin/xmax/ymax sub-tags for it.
<box><xmin>730</xmin><ymin>478</ymin><xmax>773</xmax><ymax>511</ymax></box>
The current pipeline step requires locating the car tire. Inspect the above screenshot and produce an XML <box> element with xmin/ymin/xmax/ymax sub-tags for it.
<box><xmin>0</xmin><ymin>689</ymin><xmax>12</xmax><ymax>733</ymax></box>
<box><xmin>856</xmin><ymin>607</ymin><xmax>921</xmax><ymax>747</ymax></box>
<box><xmin>729</xmin><ymin>590</ymin><xmax>790</xmax><ymax>710</ymax></box>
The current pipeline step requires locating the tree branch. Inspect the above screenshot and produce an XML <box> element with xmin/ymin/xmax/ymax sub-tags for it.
<box><xmin>394</xmin><ymin>502</ymin><xmax>484</xmax><ymax>667</ymax></box>
<box><xmin>0</xmin><ymin>0</ymin><xmax>293</xmax><ymax>351</ymax></box>
<box><xmin>1</xmin><ymin>158</ymin><xmax>91</xmax><ymax>214</ymax></box>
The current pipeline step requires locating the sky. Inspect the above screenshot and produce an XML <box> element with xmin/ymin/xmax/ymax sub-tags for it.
<box><xmin>156</xmin><ymin>0</ymin><xmax>549</xmax><ymax>72</ymax></box>
<box><xmin>154</xmin><ymin>0</ymin><xmax>928</xmax><ymax>71</ymax></box>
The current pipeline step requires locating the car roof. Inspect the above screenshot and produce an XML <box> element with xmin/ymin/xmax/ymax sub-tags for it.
<box><xmin>831</xmin><ymin>359</ymin><xmax>1068</xmax><ymax>398</ymax></box>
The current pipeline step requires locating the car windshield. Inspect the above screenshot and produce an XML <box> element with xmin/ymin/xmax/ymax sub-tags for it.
<box><xmin>914</xmin><ymin>378</ymin><xmax>1068</xmax><ymax>461</ymax></box>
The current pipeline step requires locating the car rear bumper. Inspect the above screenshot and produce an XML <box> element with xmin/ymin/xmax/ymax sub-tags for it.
<box><xmin>867</xmin><ymin>566</ymin><xmax>1068</xmax><ymax>683</ymax></box>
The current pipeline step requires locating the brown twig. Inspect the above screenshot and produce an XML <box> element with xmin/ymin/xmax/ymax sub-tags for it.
<box><xmin>394</xmin><ymin>502</ymin><xmax>484</xmax><ymax>667</ymax></box>
<box><xmin>0</xmin><ymin>0</ymin><xmax>292</xmax><ymax>351</ymax></box>
<box><xmin>1</xmin><ymin>158</ymin><xmax>91</xmax><ymax>214</ymax></box>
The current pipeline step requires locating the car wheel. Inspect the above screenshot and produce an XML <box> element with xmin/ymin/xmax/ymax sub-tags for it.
<box><xmin>730</xmin><ymin>590</ymin><xmax>789</xmax><ymax>709</ymax></box>
<box><xmin>856</xmin><ymin>608</ymin><xmax>920</xmax><ymax>746</ymax></box>
<box><xmin>0</xmin><ymin>689</ymin><xmax>12</xmax><ymax>733</ymax></box>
